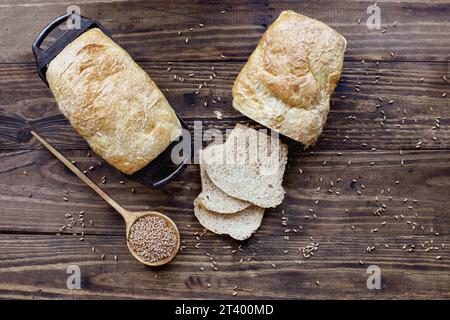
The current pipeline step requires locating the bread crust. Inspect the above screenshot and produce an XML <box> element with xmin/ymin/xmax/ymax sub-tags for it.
<box><xmin>232</xmin><ymin>11</ymin><xmax>346</xmax><ymax>146</ymax></box>
<box><xmin>47</xmin><ymin>28</ymin><xmax>181</xmax><ymax>174</ymax></box>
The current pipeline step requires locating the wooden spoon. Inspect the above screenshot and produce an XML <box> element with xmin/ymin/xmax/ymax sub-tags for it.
<box><xmin>31</xmin><ymin>131</ymin><xmax>180</xmax><ymax>267</ymax></box>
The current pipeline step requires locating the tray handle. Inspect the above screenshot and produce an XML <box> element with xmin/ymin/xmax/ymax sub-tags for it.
<box><xmin>128</xmin><ymin>116</ymin><xmax>191</xmax><ymax>188</ymax></box>
<box><xmin>32</xmin><ymin>13</ymin><xmax>109</xmax><ymax>84</ymax></box>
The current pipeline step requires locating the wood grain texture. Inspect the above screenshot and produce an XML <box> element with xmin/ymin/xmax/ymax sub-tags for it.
<box><xmin>0</xmin><ymin>0</ymin><xmax>449</xmax><ymax>300</ymax></box>
<box><xmin>0</xmin><ymin>0</ymin><xmax>449</xmax><ymax>63</ymax></box>
<box><xmin>1</xmin><ymin>149</ymin><xmax>449</xmax><ymax>234</ymax></box>
<box><xmin>0</xmin><ymin>233</ymin><xmax>448</xmax><ymax>299</ymax></box>
<box><xmin>1</xmin><ymin>61</ymin><xmax>449</xmax><ymax>150</ymax></box>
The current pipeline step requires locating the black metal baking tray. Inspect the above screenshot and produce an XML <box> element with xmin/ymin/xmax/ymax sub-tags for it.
<box><xmin>32</xmin><ymin>13</ymin><xmax>190</xmax><ymax>188</ymax></box>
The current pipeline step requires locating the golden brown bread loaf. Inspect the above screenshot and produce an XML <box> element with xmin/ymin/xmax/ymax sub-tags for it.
<box><xmin>47</xmin><ymin>28</ymin><xmax>182</xmax><ymax>174</ymax></box>
<box><xmin>232</xmin><ymin>11</ymin><xmax>346</xmax><ymax>146</ymax></box>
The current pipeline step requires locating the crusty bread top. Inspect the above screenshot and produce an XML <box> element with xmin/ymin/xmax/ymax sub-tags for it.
<box><xmin>47</xmin><ymin>28</ymin><xmax>182</xmax><ymax>174</ymax></box>
<box><xmin>203</xmin><ymin>124</ymin><xmax>288</xmax><ymax>208</ymax></box>
<box><xmin>232</xmin><ymin>10</ymin><xmax>346</xmax><ymax>147</ymax></box>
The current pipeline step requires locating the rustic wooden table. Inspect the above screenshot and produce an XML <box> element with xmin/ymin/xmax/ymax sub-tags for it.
<box><xmin>0</xmin><ymin>0</ymin><xmax>449</xmax><ymax>300</ymax></box>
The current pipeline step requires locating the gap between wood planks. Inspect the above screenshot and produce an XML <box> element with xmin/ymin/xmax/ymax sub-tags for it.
<box><xmin>0</xmin><ymin>59</ymin><xmax>448</xmax><ymax>65</ymax></box>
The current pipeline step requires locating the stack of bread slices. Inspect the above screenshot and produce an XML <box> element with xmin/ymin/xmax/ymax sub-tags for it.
<box><xmin>194</xmin><ymin>124</ymin><xmax>288</xmax><ymax>240</ymax></box>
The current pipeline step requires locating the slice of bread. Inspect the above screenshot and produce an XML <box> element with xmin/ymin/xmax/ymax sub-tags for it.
<box><xmin>198</xmin><ymin>154</ymin><xmax>251</xmax><ymax>214</ymax></box>
<box><xmin>203</xmin><ymin>124</ymin><xmax>288</xmax><ymax>208</ymax></box>
<box><xmin>194</xmin><ymin>197</ymin><xmax>264</xmax><ymax>240</ymax></box>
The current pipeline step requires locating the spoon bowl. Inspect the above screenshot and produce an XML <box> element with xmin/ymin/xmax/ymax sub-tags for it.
<box><xmin>124</xmin><ymin>210</ymin><xmax>180</xmax><ymax>267</ymax></box>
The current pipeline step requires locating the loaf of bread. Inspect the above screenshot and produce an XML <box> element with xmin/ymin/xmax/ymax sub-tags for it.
<box><xmin>232</xmin><ymin>11</ymin><xmax>346</xmax><ymax>146</ymax></box>
<box><xmin>46</xmin><ymin>28</ymin><xmax>182</xmax><ymax>174</ymax></box>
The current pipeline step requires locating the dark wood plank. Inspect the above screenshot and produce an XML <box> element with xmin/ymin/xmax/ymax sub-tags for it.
<box><xmin>1</xmin><ymin>61</ymin><xmax>449</xmax><ymax>151</ymax></box>
<box><xmin>1</xmin><ymin>149</ymin><xmax>449</xmax><ymax>238</ymax></box>
<box><xmin>0</xmin><ymin>232</ymin><xmax>447</xmax><ymax>299</ymax></box>
<box><xmin>0</xmin><ymin>0</ymin><xmax>449</xmax><ymax>63</ymax></box>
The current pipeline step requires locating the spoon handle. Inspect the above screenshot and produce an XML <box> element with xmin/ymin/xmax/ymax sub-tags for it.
<box><xmin>31</xmin><ymin>131</ymin><xmax>129</xmax><ymax>218</ymax></box>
